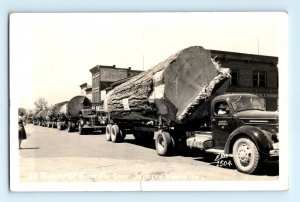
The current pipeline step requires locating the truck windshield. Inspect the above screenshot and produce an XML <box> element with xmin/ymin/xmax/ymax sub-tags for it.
<box><xmin>82</xmin><ymin>110</ymin><xmax>96</xmax><ymax>115</ymax></box>
<box><xmin>230</xmin><ymin>96</ymin><xmax>265</xmax><ymax>112</ymax></box>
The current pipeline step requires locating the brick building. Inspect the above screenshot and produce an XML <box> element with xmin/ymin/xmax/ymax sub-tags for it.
<box><xmin>211</xmin><ymin>50</ymin><xmax>278</xmax><ymax>111</ymax></box>
<box><xmin>79</xmin><ymin>83</ymin><xmax>92</xmax><ymax>101</ymax></box>
<box><xmin>90</xmin><ymin>65</ymin><xmax>142</xmax><ymax>109</ymax></box>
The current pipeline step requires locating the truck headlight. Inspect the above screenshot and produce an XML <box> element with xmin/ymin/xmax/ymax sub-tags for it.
<box><xmin>80</xmin><ymin>120</ymin><xmax>85</xmax><ymax>125</ymax></box>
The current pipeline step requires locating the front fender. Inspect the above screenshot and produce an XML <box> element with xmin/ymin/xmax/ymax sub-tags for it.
<box><xmin>224</xmin><ymin>125</ymin><xmax>273</xmax><ymax>156</ymax></box>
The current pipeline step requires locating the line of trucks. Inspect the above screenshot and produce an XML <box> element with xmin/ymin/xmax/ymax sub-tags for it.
<box><xmin>29</xmin><ymin>46</ymin><xmax>279</xmax><ymax>174</ymax></box>
<box><xmin>32</xmin><ymin>96</ymin><xmax>108</xmax><ymax>135</ymax></box>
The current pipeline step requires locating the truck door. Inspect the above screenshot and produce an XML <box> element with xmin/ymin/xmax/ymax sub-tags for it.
<box><xmin>211</xmin><ymin>100</ymin><xmax>238</xmax><ymax>149</ymax></box>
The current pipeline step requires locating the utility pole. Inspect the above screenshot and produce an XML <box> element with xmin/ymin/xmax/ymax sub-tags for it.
<box><xmin>257</xmin><ymin>34</ymin><xmax>260</xmax><ymax>55</ymax></box>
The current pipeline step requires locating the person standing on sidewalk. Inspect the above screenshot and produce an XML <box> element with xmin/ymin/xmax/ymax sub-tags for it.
<box><xmin>18</xmin><ymin>112</ymin><xmax>27</xmax><ymax>149</ymax></box>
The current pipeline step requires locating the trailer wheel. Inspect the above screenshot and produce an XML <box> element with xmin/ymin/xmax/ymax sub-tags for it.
<box><xmin>106</xmin><ymin>124</ymin><xmax>112</xmax><ymax>141</ymax></box>
<box><xmin>155</xmin><ymin>131</ymin><xmax>174</xmax><ymax>156</ymax></box>
<box><xmin>233</xmin><ymin>137</ymin><xmax>260</xmax><ymax>174</ymax></box>
<box><xmin>67</xmin><ymin>123</ymin><xmax>73</xmax><ymax>132</ymax></box>
<box><xmin>78</xmin><ymin>125</ymin><xmax>85</xmax><ymax>135</ymax></box>
<box><xmin>57</xmin><ymin>122</ymin><xmax>63</xmax><ymax>130</ymax></box>
<box><xmin>111</xmin><ymin>124</ymin><xmax>123</xmax><ymax>143</ymax></box>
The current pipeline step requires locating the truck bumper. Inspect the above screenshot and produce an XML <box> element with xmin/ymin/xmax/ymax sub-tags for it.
<box><xmin>83</xmin><ymin>125</ymin><xmax>106</xmax><ymax>129</ymax></box>
<box><xmin>269</xmin><ymin>149</ymin><xmax>279</xmax><ymax>157</ymax></box>
<box><xmin>269</xmin><ymin>142</ymin><xmax>279</xmax><ymax>157</ymax></box>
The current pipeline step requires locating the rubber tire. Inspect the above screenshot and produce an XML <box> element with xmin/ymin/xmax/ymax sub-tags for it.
<box><xmin>155</xmin><ymin>131</ymin><xmax>174</xmax><ymax>156</ymax></box>
<box><xmin>105</xmin><ymin>124</ymin><xmax>112</xmax><ymax>141</ymax></box>
<box><xmin>111</xmin><ymin>124</ymin><xmax>123</xmax><ymax>143</ymax></box>
<box><xmin>233</xmin><ymin>137</ymin><xmax>260</xmax><ymax>174</ymax></box>
<box><xmin>57</xmin><ymin>122</ymin><xmax>63</xmax><ymax>130</ymax></box>
<box><xmin>120</xmin><ymin>131</ymin><xmax>127</xmax><ymax>142</ymax></box>
<box><xmin>67</xmin><ymin>123</ymin><xmax>72</xmax><ymax>132</ymax></box>
<box><xmin>78</xmin><ymin>125</ymin><xmax>85</xmax><ymax>135</ymax></box>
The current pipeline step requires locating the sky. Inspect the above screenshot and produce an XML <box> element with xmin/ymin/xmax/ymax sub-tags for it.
<box><xmin>9</xmin><ymin>12</ymin><xmax>288</xmax><ymax>110</ymax></box>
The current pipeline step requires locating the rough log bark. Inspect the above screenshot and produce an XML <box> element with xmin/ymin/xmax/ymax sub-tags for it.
<box><xmin>59</xmin><ymin>96</ymin><xmax>92</xmax><ymax>118</ymax></box>
<box><xmin>47</xmin><ymin>101</ymin><xmax>68</xmax><ymax>119</ymax></box>
<box><xmin>38</xmin><ymin>109</ymin><xmax>49</xmax><ymax>120</ymax></box>
<box><xmin>53</xmin><ymin>101</ymin><xmax>69</xmax><ymax>116</ymax></box>
<box><xmin>105</xmin><ymin>46</ymin><xmax>230</xmax><ymax>125</ymax></box>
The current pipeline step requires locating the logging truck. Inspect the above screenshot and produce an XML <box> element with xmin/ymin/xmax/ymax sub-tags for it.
<box><xmin>37</xmin><ymin>109</ymin><xmax>49</xmax><ymax>127</ymax></box>
<box><xmin>46</xmin><ymin>101</ymin><xmax>68</xmax><ymax>128</ymax></box>
<box><xmin>56</xmin><ymin>96</ymin><xmax>92</xmax><ymax>131</ymax></box>
<box><xmin>78</xmin><ymin>109</ymin><xmax>108</xmax><ymax>135</ymax></box>
<box><xmin>103</xmin><ymin>46</ymin><xmax>279</xmax><ymax>174</ymax></box>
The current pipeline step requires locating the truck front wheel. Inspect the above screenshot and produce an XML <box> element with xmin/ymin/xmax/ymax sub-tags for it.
<box><xmin>57</xmin><ymin>122</ymin><xmax>62</xmax><ymax>130</ymax></box>
<box><xmin>233</xmin><ymin>137</ymin><xmax>260</xmax><ymax>174</ymax></box>
<box><xmin>67</xmin><ymin>123</ymin><xmax>73</xmax><ymax>132</ymax></box>
<box><xmin>105</xmin><ymin>124</ymin><xmax>112</xmax><ymax>141</ymax></box>
<box><xmin>78</xmin><ymin>125</ymin><xmax>85</xmax><ymax>135</ymax></box>
<box><xmin>155</xmin><ymin>131</ymin><xmax>174</xmax><ymax>156</ymax></box>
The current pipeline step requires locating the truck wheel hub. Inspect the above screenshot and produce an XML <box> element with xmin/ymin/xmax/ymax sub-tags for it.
<box><xmin>237</xmin><ymin>144</ymin><xmax>251</xmax><ymax>164</ymax></box>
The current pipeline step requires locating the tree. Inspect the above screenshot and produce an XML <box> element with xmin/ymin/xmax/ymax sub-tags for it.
<box><xmin>27</xmin><ymin>109</ymin><xmax>34</xmax><ymax>115</ymax></box>
<box><xmin>34</xmin><ymin>98</ymin><xmax>48</xmax><ymax>111</ymax></box>
<box><xmin>18</xmin><ymin>108</ymin><xmax>27</xmax><ymax>115</ymax></box>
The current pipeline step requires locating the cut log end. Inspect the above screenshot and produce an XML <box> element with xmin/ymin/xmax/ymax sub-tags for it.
<box><xmin>106</xmin><ymin>46</ymin><xmax>231</xmax><ymax>125</ymax></box>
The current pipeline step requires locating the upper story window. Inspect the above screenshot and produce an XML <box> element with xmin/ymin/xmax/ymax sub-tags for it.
<box><xmin>253</xmin><ymin>71</ymin><xmax>266</xmax><ymax>87</ymax></box>
<box><xmin>230</xmin><ymin>70</ymin><xmax>238</xmax><ymax>86</ymax></box>
<box><xmin>92</xmin><ymin>73</ymin><xmax>100</xmax><ymax>88</ymax></box>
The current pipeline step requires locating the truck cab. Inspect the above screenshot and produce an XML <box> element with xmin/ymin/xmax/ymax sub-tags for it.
<box><xmin>78</xmin><ymin>109</ymin><xmax>108</xmax><ymax>135</ymax></box>
<box><xmin>187</xmin><ymin>94</ymin><xmax>279</xmax><ymax>174</ymax></box>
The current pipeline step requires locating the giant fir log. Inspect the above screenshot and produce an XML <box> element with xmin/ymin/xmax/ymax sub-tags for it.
<box><xmin>47</xmin><ymin>101</ymin><xmax>68</xmax><ymax>119</ymax></box>
<box><xmin>59</xmin><ymin>96</ymin><xmax>92</xmax><ymax>118</ymax></box>
<box><xmin>105</xmin><ymin>46</ymin><xmax>230</xmax><ymax>125</ymax></box>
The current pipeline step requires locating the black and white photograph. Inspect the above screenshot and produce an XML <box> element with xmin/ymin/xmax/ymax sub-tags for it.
<box><xmin>9</xmin><ymin>12</ymin><xmax>288</xmax><ymax>191</ymax></box>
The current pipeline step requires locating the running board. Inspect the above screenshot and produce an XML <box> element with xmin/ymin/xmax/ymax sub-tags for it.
<box><xmin>205</xmin><ymin>148</ymin><xmax>224</xmax><ymax>154</ymax></box>
<box><xmin>205</xmin><ymin>148</ymin><xmax>233</xmax><ymax>157</ymax></box>
<box><xmin>186</xmin><ymin>134</ymin><xmax>213</xmax><ymax>150</ymax></box>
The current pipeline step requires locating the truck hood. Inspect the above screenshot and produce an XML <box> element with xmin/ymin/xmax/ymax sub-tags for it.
<box><xmin>236</xmin><ymin>110</ymin><xmax>278</xmax><ymax>125</ymax></box>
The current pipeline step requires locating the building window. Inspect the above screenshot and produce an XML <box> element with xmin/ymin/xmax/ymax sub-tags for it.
<box><xmin>253</xmin><ymin>71</ymin><xmax>266</xmax><ymax>87</ymax></box>
<box><xmin>230</xmin><ymin>70</ymin><xmax>238</xmax><ymax>86</ymax></box>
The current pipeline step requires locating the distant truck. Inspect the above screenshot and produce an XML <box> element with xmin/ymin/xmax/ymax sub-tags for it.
<box><xmin>46</xmin><ymin>101</ymin><xmax>68</xmax><ymax>128</ymax></box>
<box><xmin>56</xmin><ymin>96</ymin><xmax>92</xmax><ymax>132</ymax></box>
<box><xmin>26</xmin><ymin>114</ymin><xmax>34</xmax><ymax>124</ymax></box>
<box><xmin>78</xmin><ymin>109</ymin><xmax>108</xmax><ymax>135</ymax></box>
<box><xmin>37</xmin><ymin>109</ymin><xmax>49</xmax><ymax>127</ymax></box>
<box><xmin>32</xmin><ymin>111</ymin><xmax>40</xmax><ymax>125</ymax></box>
<box><xmin>103</xmin><ymin>46</ymin><xmax>279</xmax><ymax>174</ymax></box>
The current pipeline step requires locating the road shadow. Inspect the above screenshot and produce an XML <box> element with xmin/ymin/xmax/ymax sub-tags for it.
<box><xmin>124</xmin><ymin>139</ymin><xmax>156</xmax><ymax>150</ymax></box>
<box><xmin>119</xmin><ymin>137</ymin><xmax>279</xmax><ymax>176</ymax></box>
<box><xmin>253</xmin><ymin>160</ymin><xmax>279</xmax><ymax>176</ymax></box>
<box><xmin>19</xmin><ymin>147</ymin><xmax>40</xmax><ymax>150</ymax></box>
<box><xmin>68</xmin><ymin>130</ymin><xmax>105</xmax><ymax>136</ymax></box>
<box><xmin>193</xmin><ymin>154</ymin><xmax>279</xmax><ymax>176</ymax></box>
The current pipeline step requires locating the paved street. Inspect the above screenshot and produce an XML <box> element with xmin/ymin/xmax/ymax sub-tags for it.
<box><xmin>19</xmin><ymin>124</ymin><xmax>279</xmax><ymax>183</ymax></box>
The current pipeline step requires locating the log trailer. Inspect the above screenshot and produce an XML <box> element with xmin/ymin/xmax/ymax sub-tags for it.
<box><xmin>56</xmin><ymin>96</ymin><xmax>92</xmax><ymax>131</ymax></box>
<box><xmin>103</xmin><ymin>46</ymin><xmax>279</xmax><ymax>174</ymax></box>
<box><xmin>46</xmin><ymin>101</ymin><xmax>68</xmax><ymax>128</ymax></box>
